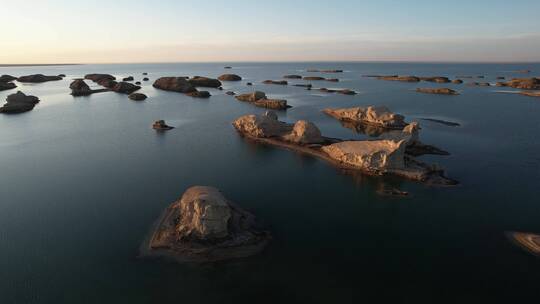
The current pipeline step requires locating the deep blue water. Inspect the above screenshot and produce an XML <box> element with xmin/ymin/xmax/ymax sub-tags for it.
<box><xmin>1</xmin><ymin>62</ymin><xmax>539</xmax><ymax>303</ymax></box>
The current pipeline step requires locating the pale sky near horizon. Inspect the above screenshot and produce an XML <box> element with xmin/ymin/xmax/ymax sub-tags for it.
<box><xmin>1</xmin><ymin>0</ymin><xmax>540</xmax><ymax>63</ymax></box>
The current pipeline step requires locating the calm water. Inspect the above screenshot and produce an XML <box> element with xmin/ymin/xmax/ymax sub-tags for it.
<box><xmin>1</xmin><ymin>62</ymin><xmax>539</xmax><ymax>303</ymax></box>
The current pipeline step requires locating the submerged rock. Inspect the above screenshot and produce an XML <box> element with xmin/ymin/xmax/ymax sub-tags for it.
<box><xmin>128</xmin><ymin>93</ymin><xmax>147</xmax><ymax>101</ymax></box>
<box><xmin>0</xmin><ymin>91</ymin><xmax>40</xmax><ymax>114</ymax></box>
<box><xmin>416</xmin><ymin>88</ymin><xmax>459</xmax><ymax>95</ymax></box>
<box><xmin>152</xmin><ymin>120</ymin><xmax>174</xmax><ymax>130</ymax></box>
<box><xmin>153</xmin><ymin>77</ymin><xmax>197</xmax><ymax>93</ymax></box>
<box><xmin>0</xmin><ymin>82</ymin><xmax>16</xmax><ymax>91</ymax></box>
<box><xmin>145</xmin><ymin>186</ymin><xmax>270</xmax><ymax>262</ymax></box>
<box><xmin>188</xmin><ymin>76</ymin><xmax>222</xmax><ymax>88</ymax></box>
<box><xmin>323</xmin><ymin>106</ymin><xmax>407</xmax><ymax>129</ymax></box>
<box><xmin>0</xmin><ymin>75</ymin><xmax>17</xmax><ymax>82</ymax></box>
<box><xmin>218</xmin><ymin>74</ymin><xmax>242</xmax><ymax>81</ymax></box>
<box><xmin>17</xmin><ymin>74</ymin><xmax>62</xmax><ymax>83</ymax></box>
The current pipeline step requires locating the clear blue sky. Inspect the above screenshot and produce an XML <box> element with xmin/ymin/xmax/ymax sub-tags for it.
<box><xmin>1</xmin><ymin>0</ymin><xmax>539</xmax><ymax>63</ymax></box>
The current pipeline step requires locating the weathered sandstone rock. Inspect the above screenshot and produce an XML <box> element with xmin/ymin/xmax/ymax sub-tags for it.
<box><xmin>283</xmin><ymin>120</ymin><xmax>324</xmax><ymax>144</ymax></box>
<box><xmin>0</xmin><ymin>91</ymin><xmax>40</xmax><ymax>114</ymax></box>
<box><xmin>17</xmin><ymin>74</ymin><xmax>62</xmax><ymax>83</ymax></box>
<box><xmin>232</xmin><ymin>114</ymin><xmax>293</xmax><ymax>138</ymax></box>
<box><xmin>452</xmin><ymin>79</ymin><xmax>463</xmax><ymax>84</ymax></box>
<box><xmin>323</xmin><ymin>106</ymin><xmax>407</xmax><ymax>129</ymax></box>
<box><xmin>519</xmin><ymin>91</ymin><xmax>540</xmax><ymax>97</ymax></box>
<box><xmin>235</xmin><ymin>91</ymin><xmax>289</xmax><ymax>110</ymax></box>
<box><xmin>153</xmin><ymin>77</ymin><xmax>197</xmax><ymax>93</ymax></box>
<box><xmin>144</xmin><ymin>186</ymin><xmax>270</xmax><ymax>262</ymax></box>
<box><xmin>416</xmin><ymin>88</ymin><xmax>459</xmax><ymax>95</ymax></box>
<box><xmin>322</xmin><ymin>140</ymin><xmax>408</xmax><ymax>171</ymax></box>
<box><xmin>235</xmin><ymin>91</ymin><xmax>267</xmax><ymax>102</ymax></box>
<box><xmin>497</xmin><ymin>78</ymin><xmax>540</xmax><ymax>90</ymax></box>
<box><xmin>218</xmin><ymin>74</ymin><xmax>242</xmax><ymax>81</ymax></box>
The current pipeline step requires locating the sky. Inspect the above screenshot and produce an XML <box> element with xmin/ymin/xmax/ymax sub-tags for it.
<box><xmin>1</xmin><ymin>0</ymin><xmax>540</xmax><ymax>63</ymax></box>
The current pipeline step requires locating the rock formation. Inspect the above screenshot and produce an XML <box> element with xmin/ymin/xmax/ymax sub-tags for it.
<box><xmin>144</xmin><ymin>186</ymin><xmax>271</xmax><ymax>262</ymax></box>
<box><xmin>307</xmin><ymin>69</ymin><xmax>343</xmax><ymax>73</ymax></box>
<box><xmin>246</xmin><ymin>82</ymin><xmax>253</xmax><ymax>86</ymax></box>
<box><xmin>0</xmin><ymin>75</ymin><xmax>17</xmax><ymax>82</ymax></box>
<box><xmin>128</xmin><ymin>93</ymin><xmax>147</xmax><ymax>101</ymax></box>
<box><xmin>323</xmin><ymin>106</ymin><xmax>407</xmax><ymax>129</ymax></box>
<box><xmin>0</xmin><ymin>82</ymin><xmax>16</xmax><ymax>91</ymax></box>
<box><xmin>69</xmin><ymin>79</ymin><xmax>108</xmax><ymax>96</ymax></box>
<box><xmin>452</xmin><ymin>79</ymin><xmax>463</xmax><ymax>84</ymax></box>
<box><xmin>123</xmin><ymin>76</ymin><xmax>134</xmax><ymax>81</ymax></box>
<box><xmin>153</xmin><ymin>77</ymin><xmax>197</xmax><ymax>93</ymax></box>
<box><xmin>497</xmin><ymin>78</ymin><xmax>540</xmax><ymax>90</ymax></box>
<box><xmin>319</xmin><ymin>88</ymin><xmax>356</xmax><ymax>95</ymax></box>
<box><xmin>507</xmin><ymin>232</ymin><xmax>540</xmax><ymax>257</ymax></box>
<box><xmin>303</xmin><ymin>76</ymin><xmax>326</xmax><ymax>81</ymax></box>
<box><xmin>0</xmin><ymin>91</ymin><xmax>40</xmax><ymax>114</ymax></box>
<box><xmin>218</xmin><ymin>74</ymin><xmax>242</xmax><ymax>81</ymax></box>
<box><xmin>235</xmin><ymin>91</ymin><xmax>290</xmax><ymax>110</ymax></box>
<box><xmin>112</xmin><ymin>82</ymin><xmax>141</xmax><ymax>94</ymax></box>
<box><xmin>519</xmin><ymin>91</ymin><xmax>540</xmax><ymax>97</ymax></box>
<box><xmin>419</xmin><ymin>77</ymin><xmax>450</xmax><ymax>83</ymax></box>
<box><xmin>262</xmin><ymin>80</ymin><xmax>288</xmax><ymax>85</ymax></box>
<box><xmin>188</xmin><ymin>76</ymin><xmax>222</xmax><ymax>88</ymax></box>
<box><xmin>152</xmin><ymin>120</ymin><xmax>174</xmax><ymax>130</ymax></box>
<box><xmin>143</xmin><ymin>77</ymin><xmax>149</xmax><ymax>81</ymax></box>
<box><xmin>17</xmin><ymin>74</ymin><xmax>62</xmax><ymax>83</ymax></box>
<box><xmin>377</xmin><ymin>76</ymin><xmax>421</xmax><ymax>82</ymax></box>
<box><xmin>226</xmin><ymin>91</ymin><xmax>236</xmax><ymax>96</ymax></box>
<box><xmin>186</xmin><ymin>91</ymin><xmax>211</xmax><ymax>98</ymax></box>
<box><xmin>283</xmin><ymin>75</ymin><xmax>302</xmax><ymax>79</ymax></box>
<box><xmin>85</xmin><ymin>74</ymin><xmax>116</xmax><ymax>82</ymax></box>
<box><xmin>416</xmin><ymin>88</ymin><xmax>459</xmax><ymax>95</ymax></box>
<box><xmin>233</xmin><ymin>114</ymin><xmax>456</xmax><ymax>185</ymax></box>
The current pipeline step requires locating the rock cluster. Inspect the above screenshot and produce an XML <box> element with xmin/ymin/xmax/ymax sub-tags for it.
<box><xmin>17</xmin><ymin>74</ymin><xmax>62</xmax><ymax>83</ymax></box>
<box><xmin>145</xmin><ymin>186</ymin><xmax>270</xmax><ymax>262</ymax></box>
<box><xmin>0</xmin><ymin>91</ymin><xmax>40</xmax><ymax>114</ymax></box>
<box><xmin>377</xmin><ymin>75</ymin><xmax>421</xmax><ymax>82</ymax></box>
<box><xmin>323</xmin><ymin>106</ymin><xmax>407</xmax><ymax>129</ymax></box>
<box><xmin>235</xmin><ymin>91</ymin><xmax>290</xmax><ymax>110</ymax></box>
<box><xmin>419</xmin><ymin>77</ymin><xmax>451</xmax><ymax>83</ymax></box>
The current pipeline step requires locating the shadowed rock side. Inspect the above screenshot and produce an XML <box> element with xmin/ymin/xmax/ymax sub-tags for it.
<box><xmin>416</xmin><ymin>88</ymin><xmax>459</xmax><ymax>95</ymax></box>
<box><xmin>233</xmin><ymin>113</ymin><xmax>456</xmax><ymax>185</ymax></box>
<box><xmin>420</xmin><ymin>118</ymin><xmax>461</xmax><ymax>127</ymax></box>
<box><xmin>507</xmin><ymin>232</ymin><xmax>540</xmax><ymax>257</ymax></box>
<box><xmin>235</xmin><ymin>91</ymin><xmax>290</xmax><ymax>110</ymax></box>
<box><xmin>69</xmin><ymin>79</ymin><xmax>109</xmax><ymax>96</ymax></box>
<box><xmin>323</xmin><ymin>106</ymin><xmax>408</xmax><ymax>129</ymax></box>
<box><xmin>143</xmin><ymin>186</ymin><xmax>271</xmax><ymax>262</ymax></box>
<box><xmin>17</xmin><ymin>74</ymin><xmax>63</xmax><ymax>83</ymax></box>
<box><xmin>218</xmin><ymin>74</ymin><xmax>242</xmax><ymax>81</ymax></box>
<box><xmin>497</xmin><ymin>78</ymin><xmax>540</xmax><ymax>90</ymax></box>
<box><xmin>0</xmin><ymin>75</ymin><xmax>17</xmax><ymax>82</ymax></box>
<box><xmin>0</xmin><ymin>82</ymin><xmax>16</xmax><ymax>91</ymax></box>
<box><xmin>0</xmin><ymin>91</ymin><xmax>40</xmax><ymax>114</ymax></box>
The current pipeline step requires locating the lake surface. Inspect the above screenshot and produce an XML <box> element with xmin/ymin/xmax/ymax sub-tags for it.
<box><xmin>1</xmin><ymin>62</ymin><xmax>539</xmax><ymax>303</ymax></box>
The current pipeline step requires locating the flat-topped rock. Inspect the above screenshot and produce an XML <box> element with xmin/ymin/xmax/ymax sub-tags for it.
<box><xmin>144</xmin><ymin>186</ymin><xmax>270</xmax><ymax>262</ymax></box>
<box><xmin>322</xmin><ymin>140</ymin><xmax>407</xmax><ymax>171</ymax></box>
<box><xmin>153</xmin><ymin>77</ymin><xmax>197</xmax><ymax>93</ymax></box>
<box><xmin>17</xmin><ymin>74</ymin><xmax>62</xmax><ymax>83</ymax></box>
<box><xmin>84</xmin><ymin>74</ymin><xmax>116</xmax><ymax>82</ymax></box>
<box><xmin>0</xmin><ymin>75</ymin><xmax>17</xmax><ymax>82</ymax></box>
<box><xmin>283</xmin><ymin>75</ymin><xmax>302</xmax><ymax>79</ymax></box>
<box><xmin>128</xmin><ymin>93</ymin><xmax>147</xmax><ymax>101</ymax></box>
<box><xmin>188</xmin><ymin>76</ymin><xmax>222</xmax><ymax>88</ymax></box>
<box><xmin>416</xmin><ymin>88</ymin><xmax>458</xmax><ymax>95</ymax></box>
<box><xmin>0</xmin><ymin>91</ymin><xmax>40</xmax><ymax>114</ymax></box>
<box><xmin>0</xmin><ymin>82</ymin><xmax>16</xmax><ymax>91</ymax></box>
<box><xmin>497</xmin><ymin>78</ymin><xmax>540</xmax><ymax>90</ymax></box>
<box><xmin>263</xmin><ymin>80</ymin><xmax>288</xmax><ymax>85</ymax></box>
<box><xmin>235</xmin><ymin>91</ymin><xmax>289</xmax><ymax>110</ymax></box>
<box><xmin>377</xmin><ymin>75</ymin><xmax>420</xmax><ymax>82</ymax></box>
<box><xmin>218</xmin><ymin>74</ymin><xmax>242</xmax><ymax>81</ymax></box>
<box><xmin>323</xmin><ymin>106</ymin><xmax>407</xmax><ymax>129</ymax></box>
<box><xmin>152</xmin><ymin>120</ymin><xmax>174</xmax><ymax>130</ymax></box>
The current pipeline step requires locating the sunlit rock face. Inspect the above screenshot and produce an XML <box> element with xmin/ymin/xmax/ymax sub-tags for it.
<box><xmin>323</xmin><ymin>106</ymin><xmax>407</xmax><ymax>129</ymax></box>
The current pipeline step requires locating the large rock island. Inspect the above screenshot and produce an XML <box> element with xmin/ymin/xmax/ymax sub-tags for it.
<box><xmin>143</xmin><ymin>186</ymin><xmax>271</xmax><ymax>262</ymax></box>
<box><xmin>233</xmin><ymin>112</ymin><xmax>456</xmax><ymax>185</ymax></box>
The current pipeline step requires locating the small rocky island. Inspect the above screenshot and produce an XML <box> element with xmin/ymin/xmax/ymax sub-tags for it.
<box><xmin>17</xmin><ymin>74</ymin><xmax>63</xmax><ymax>83</ymax></box>
<box><xmin>235</xmin><ymin>91</ymin><xmax>290</xmax><ymax>110</ymax></box>
<box><xmin>0</xmin><ymin>91</ymin><xmax>40</xmax><ymax>114</ymax></box>
<box><xmin>416</xmin><ymin>88</ymin><xmax>459</xmax><ymax>95</ymax></box>
<box><xmin>233</xmin><ymin>111</ymin><xmax>456</xmax><ymax>185</ymax></box>
<box><xmin>143</xmin><ymin>186</ymin><xmax>271</xmax><ymax>262</ymax></box>
<box><xmin>152</xmin><ymin>120</ymin><xmax>174</xmax><ymax>130</ymax></box>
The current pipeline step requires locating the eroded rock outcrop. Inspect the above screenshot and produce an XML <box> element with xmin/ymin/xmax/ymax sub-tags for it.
<box><xmin>144</xmin><ymin>186</ymin><xmax>270</xmax><ymax>262</ymax></box>
<box><xmin>519</xmin><ymin>91</ymin><xmax>540</xmax><ymax>97</ymax></box>
<box><xmin>186</xmin><ymin>91</ymin><xmax>211</xmax><ymax>98</ymax></box>
<box><xmin>218</xmin><ymin>74</ymin><xmax>242</xmax><ymax>81</ymax></box>
<box><xmin>85</xmin><ymin>74</ymin><xmax>116</xmax><ymax>83</ymax></box>
<box><xmin>17</xmin><ymin>74</ymin><xmax>62</xmax><ymax>83</ymax></box>
<box><xmin>416</xmin><ymin>88</ymin><xmax>458</xmax><ymax>95</ymax></box>
<box><xmin>452</xmin><ymin>79</ymin><xmax>463</xmax><ymax>84</ymax></box>
<box><xmin>235</xmin><ymin>91</ymin><xmax>290</xmax><ymax>110</ymax></box>
<box><xmin>233</xmin><ymin>114</ymin><xmax>456</xmax><ymax>185</ymax></box>
<box><xmin>0</xmin><ymin>91</ymin><xmax>40</xmax><ymax>114</ymax></box>
<box><xmin>323</xmin><ymin>106</ymin><xmax>407</xmax><ymax>129</ymax></box>
<box><xmin>122</xmin><ymin>76</ymin><xmax>134</xmax><ymax>81</ymax></box>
